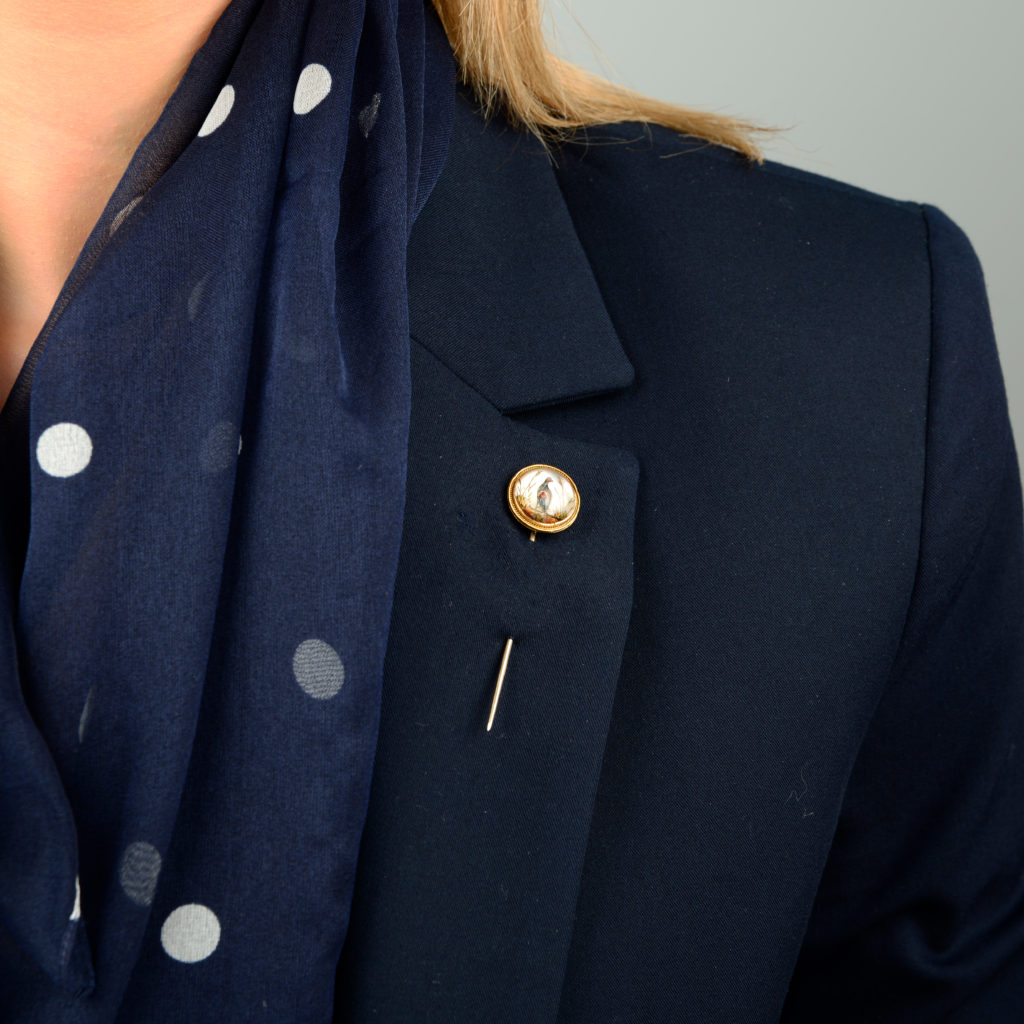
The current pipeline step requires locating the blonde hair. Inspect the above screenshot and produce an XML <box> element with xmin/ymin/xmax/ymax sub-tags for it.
<box><xmin>430</xmin><ymin>0</ymin><xmax>767</xmax><ymax>162</ymax></box>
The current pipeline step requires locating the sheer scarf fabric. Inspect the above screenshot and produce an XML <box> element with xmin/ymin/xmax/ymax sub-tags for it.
<box><xmin>0</xmin><ymin>0</ymin><xmax>454</xmax><ymax>1018</ymax></box>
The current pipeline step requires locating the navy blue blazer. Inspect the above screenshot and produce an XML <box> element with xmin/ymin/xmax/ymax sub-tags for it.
<box><xmin>333</xmin><ymin>92</ymin><xmax>1024</xmax><ymax>1022</ymax></box>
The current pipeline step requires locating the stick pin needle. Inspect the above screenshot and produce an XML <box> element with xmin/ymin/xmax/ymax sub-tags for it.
<box><xmin>486</xmin><ymin>638</ymin><xmax>514</xmax><ymax>732</ymax></box>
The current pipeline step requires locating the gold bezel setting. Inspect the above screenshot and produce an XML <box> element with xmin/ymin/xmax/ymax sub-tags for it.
<box><xmin>507</xmin><ymin>464</ymin><xmax>580</xmax><ymax>535</ymax></box>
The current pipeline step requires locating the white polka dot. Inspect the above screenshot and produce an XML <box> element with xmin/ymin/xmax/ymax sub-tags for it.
<box><xmin>358</xmin><ymin>93</ymin><xmax>382</xmax><ymax>138</ymax></box>
<box><xmin>288</xmin><ymin>333</ymin><xmax>317</xmax><ymax>364</ymax></box>
<box><xmin>78</xmin><ymin>686</ymin><xmax>95</xmax><ymax>743</ymax></box>
<box><xmin>119</xmin><ymin>841</ymin><xmax>162</xmax><ymax>906</ymax></box>
<box><xmin>293</xmin><ymin>63</ymin><xmax>332</xmax><ymax>115</ymax></box>
<box><xmin>292</xmin><ymin>639</ymin><xmax>345</xmax><ymax>699</ymax></box>
<box><xmin>199</xmin><ymin>421</ymin><xmax>240</xmax><ymax>474</ymax></box>
<box><xmin>70</xmin><ymin>876</ymin><xmax>81</xmax><ymax>921</ymax></box>
<box><xmin>161</xmin><ymin>903</ymin><xmax>221</xmax><ymax>963</ymax></box>
<box><xmin>109</xmin><ymin>195</ymin><xmax>143</xmax><ymax>235</ymax></box>
<box><xmin>37</xmin><ymin>423</ymin><xmax>92</xmax><ymax>477</ymax></box>
<box><xmin>187</xmin><ymin>274</ymin><xmax>210</xmax><ymax>322</ymax></box>
<box><xmin>198</xmin><ymin>85</ymin><xmax>235</xmax><ymax>137</ymax></box>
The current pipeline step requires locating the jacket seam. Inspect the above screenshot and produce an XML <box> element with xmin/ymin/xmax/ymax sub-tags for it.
<box><xmin>935</xmin><ymin>432</ymin><xmax>1014</xmax><ymax>614</ymax></box>
<box><xmin>409</xmin><ymin>332</ymin><xmax>632</xmax><ymax>416</ymax></box>
<box><xmin>878</xmin><ymin>204</ymin><xmax>1012</xmax><ymax>696</ymax></box>
<box><xmin>867</xmin><ymin>204</ymin><xmax>935</xmax><ymax>705</ymax></box>
<box><xmin>409</xmin><ymin>332</ymin><xmax>503</xmax><ymax>414</ymax></box>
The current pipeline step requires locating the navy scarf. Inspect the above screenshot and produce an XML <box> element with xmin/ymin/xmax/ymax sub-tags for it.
<box><xmin>0</xmin><ymin>0</ymin><xmax>453</xmax><ymax>1018</ymax></box>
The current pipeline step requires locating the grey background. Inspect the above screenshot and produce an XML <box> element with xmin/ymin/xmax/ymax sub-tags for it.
<box><xmin>548</xmin><ymin>0</ymin><xmax>1024</xmax><ymax>463</ymax></box>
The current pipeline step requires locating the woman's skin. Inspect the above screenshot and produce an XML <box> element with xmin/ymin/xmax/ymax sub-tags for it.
<box><xmin>0</xmin><ymin>0</ymin><xmax>232</xmax><ymax>407</ymax></box>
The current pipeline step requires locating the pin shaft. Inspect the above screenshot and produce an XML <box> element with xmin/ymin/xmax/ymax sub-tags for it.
<box><xmin>486</xmin><ymin>638</ymin><xmax>514</xmax><ymax>732</ymax></box>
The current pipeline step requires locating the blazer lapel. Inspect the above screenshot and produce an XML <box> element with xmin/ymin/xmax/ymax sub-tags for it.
<box><xmin>336</xmin><ymin>93</ymin><xmax>638</xmax><ymax>1022</ymax></box>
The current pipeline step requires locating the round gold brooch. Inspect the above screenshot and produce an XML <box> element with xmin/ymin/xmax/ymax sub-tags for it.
<box><xmin>507</xmin><ymin>464</ymin><xmax>580</xmax><ymax>538</ymax></box>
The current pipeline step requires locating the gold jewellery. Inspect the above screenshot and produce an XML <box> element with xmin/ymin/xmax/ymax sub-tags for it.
<box><xmin>487</xmin><ymin>464</ymin><xmax>580</xmax><ymax>732</ymax></box>
<box><xmin>506</xmin><ymin>463</ymin><xmax>581</xmax><ymax>542</ymax></box>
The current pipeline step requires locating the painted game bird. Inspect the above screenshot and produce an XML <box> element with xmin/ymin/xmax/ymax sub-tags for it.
<box><xmin>536</xmin><ymin>477</ymin><xmax>554</xmax><ymax>517</ymax></box>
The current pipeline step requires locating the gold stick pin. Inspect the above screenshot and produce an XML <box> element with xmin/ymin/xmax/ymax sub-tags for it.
<box><xmin>507</xmin><ymin>464</ymin><xmax>580</xmax><ymax>542</ymax></box>
<box><xmin>486</xmin><ymin>638</ymin><xmax>514</xmax><ymax>732</ymax></box>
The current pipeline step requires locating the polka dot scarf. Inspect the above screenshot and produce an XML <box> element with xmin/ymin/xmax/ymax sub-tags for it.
<box><xmin>0</xmin><ymin>0</ymin><xmax>454</xmax><ymax>1018</ymax></box>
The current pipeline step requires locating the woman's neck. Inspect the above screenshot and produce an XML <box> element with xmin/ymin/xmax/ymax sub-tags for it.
<box><xmin>0</xmin><ymin>0</ymin><xmax>233</xmax><ymax>406</ymax></box>
<box><xmin>0</xmin><ymin>0</ymin><xmax>234</xmax><ymax>179</ymax></box>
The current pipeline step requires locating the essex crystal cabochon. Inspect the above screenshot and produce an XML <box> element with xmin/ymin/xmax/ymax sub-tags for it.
<box><xmin>507</xmin><ymin>464</ymin><xmax>580</xmax><ymax>534</ymax></box>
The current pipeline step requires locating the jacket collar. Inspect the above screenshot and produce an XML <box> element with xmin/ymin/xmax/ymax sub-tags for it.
<box><xmin>406</xmin><ymin>89</ymin><xmax>634</xmax><ymax>413</ymax></box>
<box><xmin>337</xmin><ymin>93</ymin><xmax>639</xmax><ymax>1021</ymax></box>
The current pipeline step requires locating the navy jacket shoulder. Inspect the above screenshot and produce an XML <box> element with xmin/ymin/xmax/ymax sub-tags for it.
<box><xmin>336</xmin><ymin>96</ymin><xmax>1024</xmax><ymax>1023</ymax></box>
